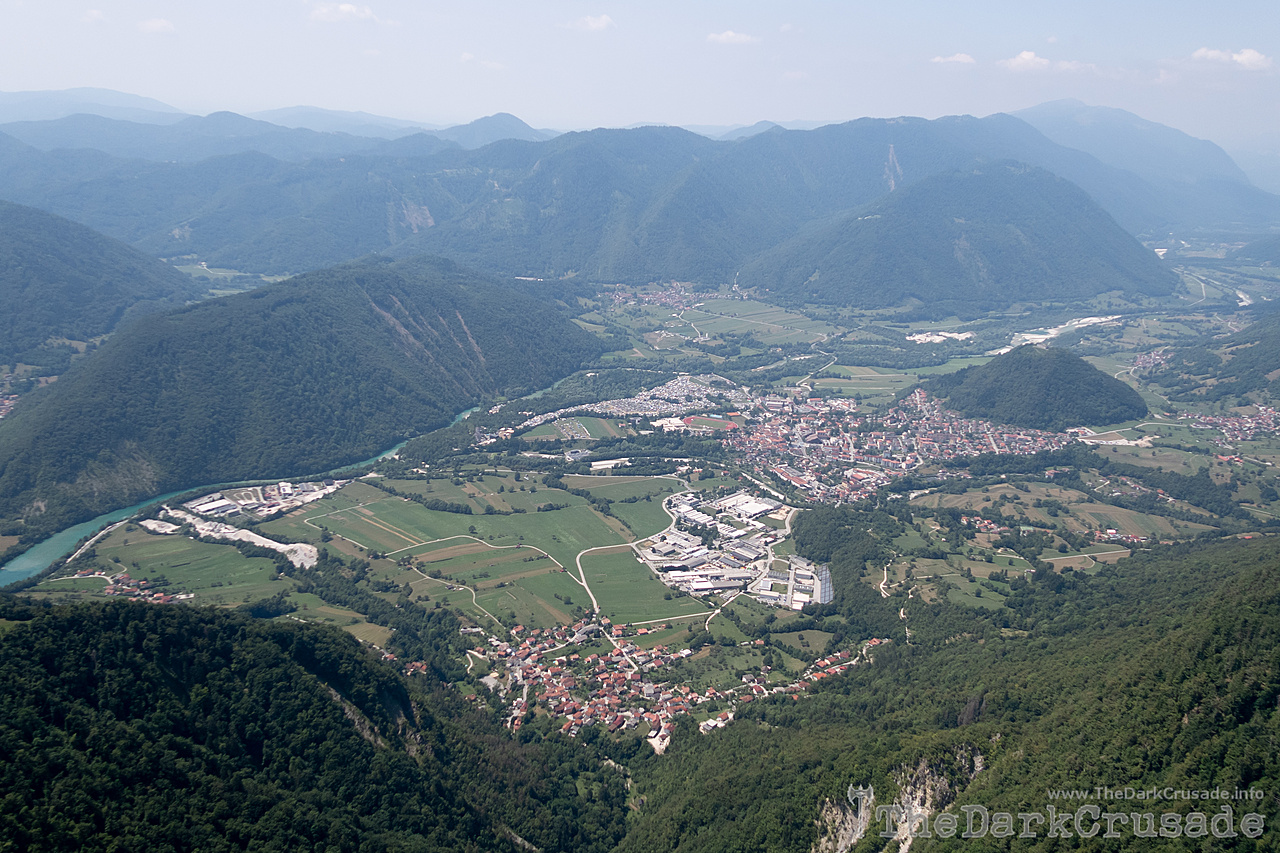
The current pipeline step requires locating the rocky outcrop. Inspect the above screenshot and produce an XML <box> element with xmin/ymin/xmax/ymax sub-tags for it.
<box><xmin>811</xmin><ymin>745</ymin><xmax>986</xmax><ymax>853</ymax></box>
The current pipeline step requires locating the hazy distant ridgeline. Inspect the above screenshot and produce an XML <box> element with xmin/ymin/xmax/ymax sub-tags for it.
<box><xmin>923</xmin><ymin>345</ymin><xmax>1149</xmax><ymax>431</ymax></box>
<box><xmin>0</xmin><ymin>107</ymin><xmax>1275</xmax><ymax>288</ymax></box>
<box><xmin>0</xmin><ymin>200</ymin><xmax>197</xmax><ymax>364</ymax></box>
<box><xmin>0</xmin><ymin>256</ymin><xmax>601</xmax><ymax>534</ymax></box>
<box><xmin>741</xmin><ymin>164</ymin><xmax>1178</xmax><ymax>311</ymax></box>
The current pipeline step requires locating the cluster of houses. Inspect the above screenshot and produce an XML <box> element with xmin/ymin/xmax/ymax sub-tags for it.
<box><xmin>1179</xmin><ymin>406</ymin><xmax>1280</xmax><ymax>444</ymax></box>
<box><xmin>78</xmin><ymin>569</ymin><xmax>194</xmax><ymax>603</ymax></box>
<box><xmin>445</xmin><ymin>614</ymin><xmax>886</xmax><ymax>750</ymax></box>
<box><xmin>960</xmin><ymin>515</ymin><xmax>1010</xmax><ymax>534</ymax></box>
<box><xmin>470</xmin><ymin>621</ymin><xmax>720</xmax><ymax>751</ymax></box>
<box><xmin>729</xmin><ymin>389</ymin><xmax>1075</xmax><ymax>503</ymax></box>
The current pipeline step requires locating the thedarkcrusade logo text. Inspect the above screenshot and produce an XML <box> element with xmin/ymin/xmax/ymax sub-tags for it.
<box><xmin>846</xmin><ymin>785</ymin><xmax>1268</xmax><ymax>840</ymax></box>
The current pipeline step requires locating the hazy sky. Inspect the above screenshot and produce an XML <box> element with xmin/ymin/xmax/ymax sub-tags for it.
<box><xmin>1</xmin><ymin>1</ymin><xmax>1276</xmax><ymax>148</ymax></box>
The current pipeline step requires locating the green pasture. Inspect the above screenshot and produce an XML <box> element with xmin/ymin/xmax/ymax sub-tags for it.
<box><xmin>580</xmin><ymin>547</ymin><xmax>711</xmax><ymax>624</ymax></box>
<box><xmin>56</xmin><ymin>527</ymin><xmax>287</xmax><ymax>605</ymax></box>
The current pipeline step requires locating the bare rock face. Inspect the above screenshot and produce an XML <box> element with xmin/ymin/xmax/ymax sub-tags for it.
<box><xmin>812</xmin><ymin>794</ymin><xmax>871</xmax><ymax>853</ymax></box>
<box><xmin>812</xmin><ymin>745</ymin><xmax>985</xmax><ymax>853</ymax></box>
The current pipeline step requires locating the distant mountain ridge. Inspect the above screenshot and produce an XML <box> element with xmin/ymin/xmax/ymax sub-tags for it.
<box><xmin>740</xmin><ymin>163</ymin><xmax>1177</xmax><ymax>311</ymax></box>
<box><xmin>0</xmin><ymin>256</ymin><xmax>600</xmax><ymax>534</ymax></box>
<box><xmin>1013</xmin><ymin>99</ymin><xmax>1252</xmax><ymax>186</ymax></box>
<box><xmin>0</xmin><ymin>102</ymin><xmax>1276</xmax><ymax>285</ymax></box>
<box><xmin>0</xmin><ymin>87</ymin><xmax>187</xmax><ymax>124</ymax></box>
<box><xmin>0</xmin><ymin>108</ymin><xmax>558</xmax><ymax>162</ymax></box>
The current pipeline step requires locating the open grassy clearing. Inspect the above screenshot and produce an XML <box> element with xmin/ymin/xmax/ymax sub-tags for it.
<box><xmin>680</xmin><ymin>299</ymin><xmax>840</xmax><ymax>344</ymax></box>
<box><xmin>475</xmin><ymin>578</ymin><xmax>576</xmax><ymax>629</ymax></box>
<box><xmin>416</xmin><ymin>546</ymin><xmax>543</xmax><ymax>583</ymax></box>
<box><xmin>706</xmin><ymin>615</ymin><xmax>750</xmax><ymax>645</ymax></box>
<box><xmin>771</xmin><ymin>629</ymin><xmax>834</xmax><ymax>652</ymax></box>
<box><xmin>346</xmin><ymin>622</ymin><xmax>394</xmax><ymax>647</ymax></box>
<box><xmin>265</xmin><ymin>479</ymin><xmax>631</xmax><ymax>567</ymax></box>
<box><xmin>581</xmin><ymin>546</ymin><xmax>711</xmax><ymax>624</ymax></box>
<box><xmin>43</xmin><ymin>526</ymin><xmax>288</xmax><ymax>605</ymax></box>
<box><xmin>665</xmin><ymin>645</ymin><xmax>773</xmax><ymax>692</ymax></box>
<box><xmin>521</xmin><ymin>423</ymin><xmax>559</xmax><ymax>439</ymax></box>
<box><xmin>631</xmin><ymin>622</ymin><xmax>700</xmax><ymax>650</ymax></box>
<box><xmin>560</xmin><ymin>475</ymin><xmax>683</xmax><ymax>500</ymax></box>
<box><xmin>576</xmin><ymin>417</ymin><xmax>628</xmax><ymax>439</ymax></box>
<box><xmin>609</xmin><ymin>501</ymin><xmax>676</xmax><ymax>538</ymax></box>
<box><xmin>947</xmin><ymin>580</ymin><xmax>1007</xmax><ymax>610</ymax></box>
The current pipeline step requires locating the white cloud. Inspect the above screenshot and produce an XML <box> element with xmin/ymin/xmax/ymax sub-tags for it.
<box><xmin>999</xmin><ymin>50</ymin><xmax>1050</xmax><ymax>71</ymax></box>
<box><xmin>460</xmin><ymin>53</ymin><xmax>504</xmax><ymax>71</ymax></box>
<box><xmin>1193</xmin><ymin>47</ymin><xmax>1273</xmax><ymax>70</ymax></box>
<box><xmin>1055</xmin><ymin>60</ymin><xmax>1097</xmax><ymax>73</ymax></box>
<box><xmin>1192</xmin><ymin>47</ymin><xmax>1231</xmax><ymax>63</ymax></box>
<box><xmin>568</xmin><ymin>15</ymin><xmax>615</xmax><ymax>32</ymax></box>
<box><xmin>80</xmin><ymin>9</ymin><xmax>106</xmax><ymax>24</ymax></box>
<box><xmin>931</xmin><ymin>53</ymin><xmax>975</xmax><ymax>64</ymax></box>
<box><xmin>1232</xmin><ymin>48</ymin><xmax>1273</xmax><ymax>70</ymax></box>
<box><xmin>311</xmin><ymin>3</ymin><xmax>378</xmax><ymax>23</ymax></box>
<box><xmin>137</xmin><ymin>18</ymin><xmax>175</xmax><ymax>33</ymax></box>
<box><xmin>707</xmin><ymin>30</ymin><xmax>760</xmax><ymax>45</ymax></box>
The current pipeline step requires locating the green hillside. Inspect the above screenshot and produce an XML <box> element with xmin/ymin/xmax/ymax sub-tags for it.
<box><xmin>4</xmin><ymin>524</ymin><xmax>1278</xmax><ymax>851</ymax></box>
<box><xmin>923</xmin><ymin>345</ymin><xmax>1148</xmax><ymax>430</ymax></box>
<box><xmin>0</xmin><ymin>598</ymin><xmax>628</xmax><ymax>852</ymax></box>
<box><xmin>1155</xmin><ymin>310</ymin><xmax>1280</xmax><ymax>403</ymax></box>
<box><xmin>742</xmin><ymin>164</ymin><xmax>1177</xmax><ymax>311</ymax></box>
<box><xmin>0</xmin><ymin>199</ymin><xmax>197</xmax><ymax>365</ymax></box>
<box><xmin>0</xmin><ymin>255</ymin><xmax>600</xmax><ymax>536</ymax></box>
<box><xmin>2</xmin><ymin>113</ymin><xmax>1270</xmax><ymax>282</ymax></box>
<box><xmin>618</xmin><ymin>534</ymin><xmax>1280</xmax><ymax>853</ymax></box>
<box><xmin>1231</xmin><ymin>234</ymin><xmax>1280</xmax><ymax>265</ymax></box>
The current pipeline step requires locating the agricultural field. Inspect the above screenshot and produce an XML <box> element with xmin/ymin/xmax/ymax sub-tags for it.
<box><xmin>579</xmin><ymin>546</ymin><xmax>711</xmax><ymax>625</ymax></box>
<box><xmin>32</xmin><ymin>523</ymin><xmax>288</xmax><ymax>606</ymax></box>
<box><xmin>912</xmin><ymin>482</ymin><xmax>1213</xmax><ymax>538</ymax></box>
<box><xmin>259</xmin><ymin>476</ymin><xmax>713</xmax><ymax>631</ymax></box>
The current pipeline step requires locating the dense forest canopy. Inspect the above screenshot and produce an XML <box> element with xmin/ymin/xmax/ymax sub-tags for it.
<box><xmin>924</xmin><ymin>345</ymin><xmax>1149</xmax><ymax>430</ymax></box>
<box><xmin>0</xmin><ymin>255</ymin><xmax>601</xmax><ymax>536</ymax></box>
<box><xmin>741</xmin><ymin>164</ymin><xmax>1177</xmax><ymax>311</ymax></box>
<box><xmin>0</xmin><ymin>598</ymin><xmax>630</xmax><ymax>853</ymax></box>
<box><xmin>0</xmin><ymin>199</ymin><xmax>197</xmax><ymax>365</ymax></box>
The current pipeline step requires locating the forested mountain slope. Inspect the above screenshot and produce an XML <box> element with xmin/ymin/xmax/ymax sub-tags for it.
<box><xmin>6</xmin><ymin>516</ymin><xmax>1275</xmax><ymax>851</ymax></box>
<box><xmin>0</xmin><ymin>199</ymin><xmax>197</xmax><ymax>365</ymax></box>
<box><xmin>1155</xmin><ymin>309</ymin><xmax>1280</xmax><ymax>403</ymax></box>
<box><xmin>741</xmin><ymin>164</ymin><xmax>1176</xmax><ymax>311</ymax></box>
<box><xmin>0</xmin><ymin>598</ymin><xmax>629</xmax><ymax>853</ymax></box>
<box><xmin>923</xmin><ymin>344</ymin><xmax>1149</xmax><ymax>430</ymax></box>
<box><xmin>619</xmin><ymin>526</ymin><xmax>1280</xmax><ymax>853</ymax></box>
<box><xmin>0</xmin><ymin>112</ymin><xmax>1274</xmax><ymax>281</ymax></box>
<box><xmin>0</xmin><ymin>255</ymin><xmax>600</xmax><ymax>535</ymax></box>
